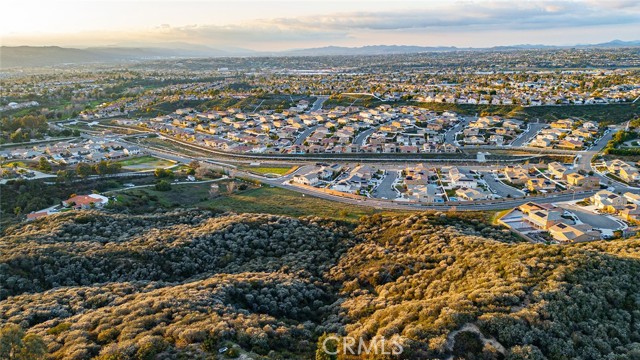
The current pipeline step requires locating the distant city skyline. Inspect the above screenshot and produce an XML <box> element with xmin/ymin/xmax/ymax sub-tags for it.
<box><xmin>2</xmin><ymin>0</ymin><xmax>639</xmax><ymax>51</ymax></box>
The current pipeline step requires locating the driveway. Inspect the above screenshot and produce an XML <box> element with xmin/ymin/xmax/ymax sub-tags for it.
<box><xmin>557</xmin><ymin>203</ymin><xmax>622</xmax><ymax>230</ymax></box>
<box><xmin>480</xmin><ymin>171</ymin><xmax>523</xmax><ymax>198</ymax></box>
<box><xmin>372</xmin><ymin>170</ymin><xmax>398</xmax><ymax>199</ymax></box>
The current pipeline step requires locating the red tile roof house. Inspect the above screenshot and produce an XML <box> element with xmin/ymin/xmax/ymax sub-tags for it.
<box><xmin>26</xmin><ymin>210</ymin><xmax>54</xmax><ymax>221</ymax></box>
<box><xmin>63</xmin><ymin>194</ymin><xmax>109</xmax><ymax>210</ymax></box>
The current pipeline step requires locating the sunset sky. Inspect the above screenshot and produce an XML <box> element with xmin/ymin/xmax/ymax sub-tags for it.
<box><xmin>2</xmin><ymin>0</ymin><xmax>639</xmax><ymax>50</ymax></box>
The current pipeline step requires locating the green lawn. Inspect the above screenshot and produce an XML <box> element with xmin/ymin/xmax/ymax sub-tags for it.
<box><xmin>1</xmin><ymin>161</ymin><xmax>29</xmax><ymax>168</ymax></box>
<box><xmin>116</xmin><ymin>156</ymin><xmax>176</xmax><ymax>170</ymax></box>
<box><xmin>240</xmin><ymin>166</ymin><xmax>296</xmax><ymax>176</ymax></box>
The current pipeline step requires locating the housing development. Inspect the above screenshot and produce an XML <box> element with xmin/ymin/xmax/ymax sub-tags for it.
<box><xmin>3</xmin><ymin>47</ymin><xmax>640</xmax><ymax>247</ymax></box>
<box><xmin>6</xmin><ymin>0</ymin><xmax>640</xmax><ymax>358</ymax></box>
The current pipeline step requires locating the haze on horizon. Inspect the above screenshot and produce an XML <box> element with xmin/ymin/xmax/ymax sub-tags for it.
<box><xmin>2</xmin><ymin>0</ymin><xmax>639</xmax><ymax>51</ymax></box>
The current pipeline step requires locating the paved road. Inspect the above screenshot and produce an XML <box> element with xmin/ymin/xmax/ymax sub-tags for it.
<box><xmin>308</xmin><ymin>96</ymin><xmax>329</xmax><ymax>112</ymax></box>
<box><xmin>372</xmin><ymin>171</ymin><xmax>398</xmax><ymax>199</ymax></box>
<box><xmin>480</xmin><ymin>171</ymin><xmax>523</xmax><ymax>198</ymax></box>
<box><xmin>510</xmin><ymin>122</ymin><xmax>548</xmax><ymax>147</ymax></box>
<box><xmin>444</xmin><ymin>116</ymin><xmax>473</xmax><ymax>145</ymax></box>
<box><xmin>575</xmin><ymin>129</ymin><xmax>616</xmax><ymax>172</ymax></box>
<box><xmin>294</xmin><ymin>125</ymin><xmax>318</xmax><ymax>145</ymax></box>
<box><xmin>354</xmin><ymin>127</ymin><xmax>376</xmax><ymax>146</ymax></box>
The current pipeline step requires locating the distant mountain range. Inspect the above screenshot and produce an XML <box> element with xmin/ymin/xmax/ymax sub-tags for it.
<box><xmin>2</xmin><ymin>40</ymin><xmax>639</xmax><ymax>68</ymax></box>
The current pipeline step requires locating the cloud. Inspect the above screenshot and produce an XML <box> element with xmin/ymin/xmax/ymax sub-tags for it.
<box><xmin>255</xmin><ymin>1</ymin><xmax>640</xmax><ymax>32</ymax></box>
<box><xmin>2</xmin><ymin>0</ymin><xmax>639</xmax><ymax>49</ymax></box>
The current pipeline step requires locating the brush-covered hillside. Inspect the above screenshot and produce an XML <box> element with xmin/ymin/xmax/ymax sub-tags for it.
<box><xmin>1</xmin><ymin>209</ymin><xmax>640</xmax><ymax>359</ymax></box>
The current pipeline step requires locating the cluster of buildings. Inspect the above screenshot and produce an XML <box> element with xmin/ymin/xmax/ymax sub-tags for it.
<box><xmin>603</xmin><ymin>159</ymin><xmax>640</xmax><ymax>184</ymax></box>
<box><xmin>291</xmin><ymin>163</ymin><xmax>343</xmax><ymax>186</ymax></box>
<box><xmin>0</xmin><ymin>138</ymin><xmax>142</xmax><ymax>166</ymax></box>
<box><xmin>500</xmin><ymin>188</ymin><xmax>640</xmax><ymax>244</ymax></box>
<box><xmin>460</xmin><ymin>116</ymin><xmax>523</xmax><ymax>146</ymax></box>
<box><xmin>514</xmin><ymin>202</ymin><xmax>601</xmax><ymax>243</ymax></box>
<box><xmin>140</xmin><ymin>105</ymin><xmax>463</xmax><ymax>154</ymax></box>
<box><xmin>291</xmin><ymin>164</ymin><xmax>384</xmax><ymax>196</ymax></box>
<box><xmin>400</xmin><ymin>164</ymin><xmax>493</xmax><ymax>203</ymax></box>
<box><xmin>591</xmin><ymin>190</ymin><xmax>640</xmax><ymax>222</ymax></box>
<box><xmin>529</xmin><ymin>119</ymin><xmax>600</xmax><ymax>150</ymax></box>
<box><xmin>501</xmin><ymin>162</ymin><xmax>599</xmax><ymax>194</ymax></box>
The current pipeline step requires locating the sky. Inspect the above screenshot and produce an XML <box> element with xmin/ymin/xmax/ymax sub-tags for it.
<box><xmin>1</xmin><ymin>0</ymin><xmax>639</xmax><ymax>50</ymax></box>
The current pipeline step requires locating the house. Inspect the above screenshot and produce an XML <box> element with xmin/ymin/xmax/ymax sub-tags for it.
<box><xmin>548</xmin><ymin>223</ymin><xmax>600</xmax><ymax>242</ymax></box>
<box><xmin>607</xmin><ymin>159</ymin><xmax>632</xmax><ymax>173</ymax></box>
<box><xmin>488</xmin><ymin>134</ymin><xmax>504</xmax><ymax>146</ymax></box>
<box><xmin>503</xmin><ymin>165</ymin><xmax>530</xmax><ymax>184</ymax></box>
<box><xmin>624</xmin><ymin>192</ymin><xmax>640</xmax><ymax>205</ymax></box>
<box><xmin>530</xmin><ymin>137</ymin><xmax>552</xmax><ymax>148</ymax></box>
<box><xmin>566</xmin><ymin>173</ymin><xmax>599</xmax><ymax>188</ymax></box>
<box><xmin>455</xmin><ymin>187</ymin><xmax>490</xmax><ymax>201</ymax></box>
<box><xmin>547</xmin><ymin>162</ymin><xmax>567</xmax><ymax>179</ymax></box>
<box><xmin>523</xmin><ymin>208</ymin><xmax>563</xmax><ymax>230</ymax></box>
<box><xmin>292</xmin><ymin>173</ymin><xmax>319</xmax><ymax>186</ymax></box>
<box><xmin>619</xmin><ymin>204</ymin><xmax>640</xmax><ymax>222</ymax></box>
<box><xmin>449</xmin><ymin>167</ymin><xmax>478</xmax><ymax>188</ymax></box>
<box><xmin>63</xmin><ymin>194</ymin><xmax>109</xmax><ymax>209</ymax></box>
<box><xmin>527</xmin><ymin>178</ymin><xmax>556</xmax><ymax>192</ymax></box>
<box><xmin>123</xmin><ymin>146</ymin><xmax>142</xmax><ymax>156</ymax></box>
<box><xmin>592</xmin><ymin>190</ymin><xmax>626</xmax><ymax>211</ymax></box>
<box><xmin>557</xmin><ymin>139</ymin><xmax>584</xmax><ymax>150</ymax></box>
<box><xmin>519</xmin><ymin>202</ymin><xmax>556</xmax><ymax>215</ymax></box>
<box><xmin>619</xmin><ymin>166</ymin><xmax>640</xmax><ymax>183</ymax></box>
<box><xmin>26</xmin><ymin>209</ymin><xmax>57</xmax><ymax>221</ymax></box>
<box><xmin>550</xmin><ymin>119</ymin><xmax>574</xmax><ymax>130</ymax></box>
<box><xmin>407</xmin><ymin>184</ymin><xmax>444</xmax><ymax>203</ymax></box>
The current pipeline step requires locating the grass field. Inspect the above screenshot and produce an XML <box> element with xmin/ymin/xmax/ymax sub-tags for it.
<box><xmin>240</xmin><ymin>166</ymin><xmax>297</xmax><ymax>176</ymax></box>
<box><xmin>1</xmin><ymin>161</ymin><xmax>29</xmax><ymax>168</ymax></box>
<box><xmin>116</xmin><ymin>155</ymin><xmax>176</xmax><ymax>170</ymax></box>
<box><xmin>115</xmin><ymin>182</ymin><xmax>408</xmax><ymax>222</ymax></box>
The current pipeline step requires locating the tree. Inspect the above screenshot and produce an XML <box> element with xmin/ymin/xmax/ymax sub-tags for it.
<box><xmin>154</xmin><ymin>168</ymin><xmax>173</xmax><ymax>178</ymax></box>
<box><xmin>76</xmin><ymin>162</ymin><xmax>93</xmax><ymax>178</ymax></box>
<box><xmin>38</xmin><ymin>157</ymin><xmax>51</xmax><ymax>172</ymax></box>
<box><xmin>56</xmin><ymin>170</ymin><xmax>70</xmax><ymax>183</ymax></box>
<box><xmin>0</xmin><ymin>324</ymin><xmax>46</xmax><ymax>360</ymax></box>
<box><xmin>155</xmin><ymin>180</ymin><xmax>171</xmax><ymax>191</ymax></box>
<box><xmin>94</xmin><ymin>160</ymin><xmax>109</xmax><ymax>176</ymax></box>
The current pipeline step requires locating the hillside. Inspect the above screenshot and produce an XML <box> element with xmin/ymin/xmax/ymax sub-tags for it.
<box><xmin>2</xmin><ymin>210</ymin><xmax>640</xmax><ymax>359</ymax></box>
